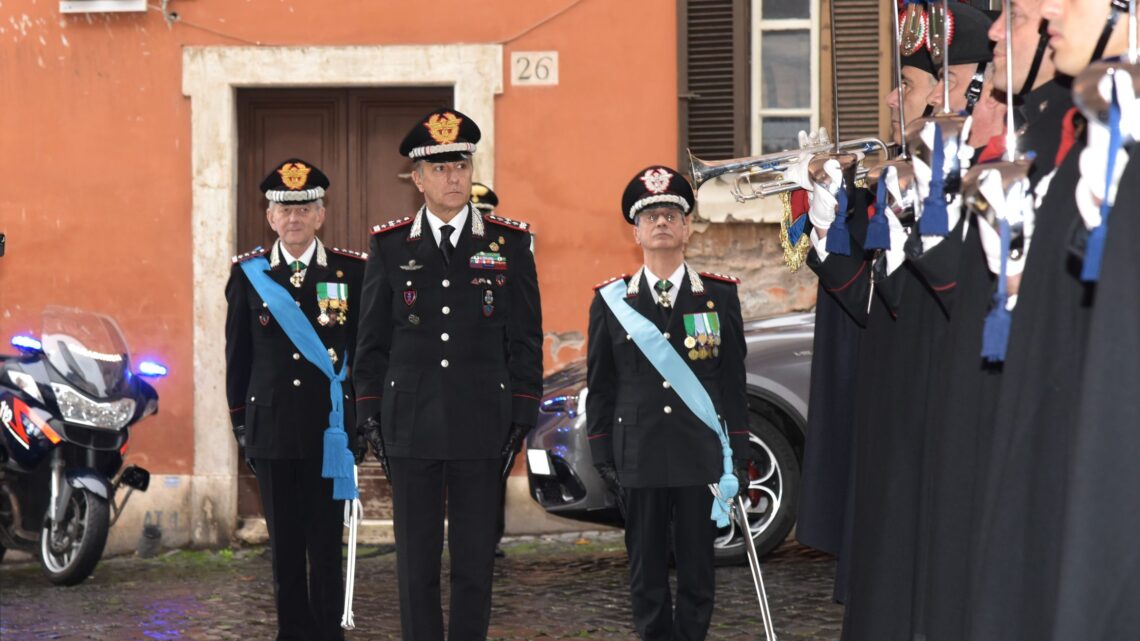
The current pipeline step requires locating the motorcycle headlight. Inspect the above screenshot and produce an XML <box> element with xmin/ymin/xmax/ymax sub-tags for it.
<box><xmin>50</xmin><ymin>384</ymin><xmax>136</xmax><ymax>430</ymax></box>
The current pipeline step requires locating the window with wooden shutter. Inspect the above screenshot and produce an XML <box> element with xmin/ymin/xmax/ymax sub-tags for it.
<box><xmin>823</xmin><ymin>0</ymin><xmax>890</xmax><ymax>142</ymax></box>
<box><xmin>677</xmin><ymin>0</ymin><xmax>749</xmax><ymax>165</ymax></box>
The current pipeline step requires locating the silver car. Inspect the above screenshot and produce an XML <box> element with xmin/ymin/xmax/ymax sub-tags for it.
<box><xmin>525</xmin><ymin>312</ymin><xmax>814</xmax><ymax>565</ymax></box>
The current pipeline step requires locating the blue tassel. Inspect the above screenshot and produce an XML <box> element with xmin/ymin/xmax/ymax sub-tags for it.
<box><xmin>787</xmin><ymin>213</ymin><xmax>808</xmax><ymax>246</ymax></box>
<box><xmin>920</xmin><ymin>123</ymin><xmax>950</xmax><ymax>236</ymax></box>
<box><xmin>865</xmin><ymin>177</ymin><xmax>892</xmax><ymax>250</ymax></box>
<box><xmin>1081</xmin><ymin>93</ymin><xmax>1122</xmax><ymax>283</ymax></box>
<box><xmin>321</xmin><ymin>426</ymin><xmax>354</xmax><ymax>479</ymax></box>
<box><xmin>333</xmin><ymin>475</ymin><xmax>359</xmax><ymax>501</ymax></box>
<box><xmin>981</xmin><ymin>219</ymin><xmax>1012</xmax><ymax>362</ymax></box>
<box><xmin>825</xmin><ymin>180</ymin><xmax>852</xmax><ymax>256</ymax></box>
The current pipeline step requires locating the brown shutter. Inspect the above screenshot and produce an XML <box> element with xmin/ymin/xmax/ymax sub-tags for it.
<box><xmin>823</xmin><ymin>0</ymin><xmax>887</xmax><ymax>142</ymax></box>
<box><xmin>678</xmin><ymin>0</ymin><xmax>749</xmax><ymax>165</ymax></box>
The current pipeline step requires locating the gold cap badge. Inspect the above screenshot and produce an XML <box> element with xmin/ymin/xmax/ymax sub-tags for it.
<box><xmin>278</xmin><ymin>162</ymin><xmax>312</xmax><ymax>190</ymax></box>
<box><xmin>425</xmin><ymin>112</ymin><xmax>463</xmax><ymax>145</ymax></box>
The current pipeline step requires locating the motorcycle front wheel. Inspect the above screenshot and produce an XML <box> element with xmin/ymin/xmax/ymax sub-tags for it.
<box><xmin>40</xmin><ymin>488</ymin><xmax>110</xmax><ymax>586</ymax></box>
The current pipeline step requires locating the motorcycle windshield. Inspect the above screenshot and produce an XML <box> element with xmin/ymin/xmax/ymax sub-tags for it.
<box><xmin>40</xmin><ymin>306</ymin><xmax>131</xmax><ymax>399</ymax></box>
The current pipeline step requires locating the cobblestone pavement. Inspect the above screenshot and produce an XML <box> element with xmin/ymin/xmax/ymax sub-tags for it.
<box><xmin>0</xmin><ymin>534</ymin><xmax>842</xmax><ymax>641</ymax></box>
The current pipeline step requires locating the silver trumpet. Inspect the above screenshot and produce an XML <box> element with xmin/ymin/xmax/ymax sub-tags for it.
<box><xmin>688</xmin><ymin>137</ymin><xmax>889</xmax><ymax>203</ymax></box>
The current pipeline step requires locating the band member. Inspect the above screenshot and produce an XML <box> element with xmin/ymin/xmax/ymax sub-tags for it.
<box><xmin>587</xmin><ymin>166</ymin><xmax>750</xmax><ymax>641</ymax></box>
<box><xmin>910</xmin><ymin>1</ymin><xmax>1069</xmax><ymax>639</ymax></box>
<box><xmin>353</xmin><ymin>109</ymin><xmax>543</xmax><ymax>641</ymax></box>
<box><xmin>225</xmin><ymin>159</ymin><xmax>366</xmax><ymax>641</ymax></box>
<box><xmin>973</xmin><ymin>1</ymin><xmax>1139</xmax><ymax>640</ymax></box>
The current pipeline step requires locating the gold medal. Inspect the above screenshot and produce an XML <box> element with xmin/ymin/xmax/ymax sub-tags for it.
<box><xmin>707</xmin><ymin>300</ymin><xmax>715</xmax><ymax>309</ymax></box>
<box><xmin>290</xmin><ymin>270</ymin><xmax>305</xmax><ymax>288</ymax></box>
<box><xmin>498</xmin><ymin>236</ymin><xmax>506</xmax><ymax>244</ymax></box>
<box><xmin>684</xmin><ymin>336</ymin><xmax>697</xmax><ymax>349</ymax></box>
<box><xmin>318</xmin><ymin>313</ymin><xmax>330</xmax><ymax>326</ymax></box>
<box><xmin>712</xmin><ymin>347</ymin><xmax>720</xmax><ymax>358</ymax></box>
<box><xmin>688</xmin><ymin>348</ymin><xmax>699</xmax><ymax>360</ymax></box>
<box><xmin>336</xmin><ymin>270</ymin><xmax>344</xmax><ymax>278</ymax></box>
<box><xmin>697</xmin><ymin>333</ymin><xmax>708</xmax><ymax>346</ymax></box>
<box><xmin>489</xmin><ymin>242</ymin><xmax>500</xmax><ymax>252</ymax></box>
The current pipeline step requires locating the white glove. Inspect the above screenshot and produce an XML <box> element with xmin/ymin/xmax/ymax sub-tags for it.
<box><xmin>976</xmin><ymin>169</ymin><xmax>1032</xmax><ymax>277</ymax></box>
<box><xmin>1075</xmin><ymin>72</ymin><xmax>1135</xmax><ymax>230</ymax></box>
<box><xmin>798</xmin><ymin>127</ymin><xmax>832</xmax><ymax>149</ymax></box>
<box><xmin>884</xmin><ymin>206</ymin><xmax>908</xmax><ymax>276</ymax></box>
<box><xmin>786</xmin><ymin>153</ymin><xmax>841</xmax><ymax>231</ymax></box>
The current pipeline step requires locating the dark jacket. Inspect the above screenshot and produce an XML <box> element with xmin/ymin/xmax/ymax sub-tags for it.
<box><xmin>353</xmin><ymin>205</ymin><xmax>543</xmax><ymax>460</ymax></box>
<box><xmin>586</xmin><ymin>266</ymin><xmax>750</xmax><ymax>488</ymax></box>
<box><xmin>225</xmin><ymin>239</ymin><xmax>366</xmax><ymax>459</ymax></box>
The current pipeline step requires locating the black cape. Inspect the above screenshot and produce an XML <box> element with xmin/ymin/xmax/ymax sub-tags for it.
<box><xmin>1052</xmin><ymin>150</ymin><xmax>1140</xmax><ymax>641</ymax></box>
<box><xmin>910</xmin><ymin>79</ymin><xmax>1073</xmax><ymax>641</ymax></box>
<box><xmin>969</xmin><ymin>131</ymin><xmax>1093</xmax><ymax>641</ymax></box>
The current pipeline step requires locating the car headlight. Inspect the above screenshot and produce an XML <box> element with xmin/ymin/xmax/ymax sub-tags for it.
<box><xmin>50</xmin><ymin>383</ymin><xmax>135</xmax><ymax>430</ymax></box>
<box><xmin>540</xmin><ymin>386</ymin><xmax>588</xmax><ymax>417</ymax></box>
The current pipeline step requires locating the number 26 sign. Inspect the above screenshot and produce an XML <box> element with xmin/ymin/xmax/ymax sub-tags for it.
<box><xmin>510</xmin><ymin>52</ymin><xmax>559</xmax><ymax>86</ymax></box>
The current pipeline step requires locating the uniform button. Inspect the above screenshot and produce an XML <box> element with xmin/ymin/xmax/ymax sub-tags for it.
<box><xmin>390</xmin><ymin>381</ymin><xmax>396</xmax><ymax>387</ymax></box>
<box><xmin>663</xmin><ymin>405</ymin><xmax>672</xmax><ymax>414</ymax></box>
<box><xmin>293</xmin><ymin>353</ymin><xmax>301</xmax><ymax>360</ymax></box>
<box><xmin>625</xmin><ymin>334</ymin><xmax>632</xmax><ymax>341</ymax></box>
<box><xmin>662</xmin><ymin>381</ymin><xmax>671</xmax><ymax>389</ymax></box>
<box><xmin>442</xmin><ymin>306</ymin><xmax>451</xmax><ymax>315</ymax></box>
<box><xmin>663</xmin><ymin>332</ymin><xmax>671</xmax><ymax>339</ymax></box>
<box><xmin>295</xmin><ymin>301</ymin><xmax>301</xmax><ymax>307</ymax></box>
<box><xmin>293</xmin><ymin>379</ymin><xmax>301</xmax><ymax>387</ymax></box>
<box><xmin>618</xmin><ymin>417</ymin><xmax>623</xmax><ymax>423</ymax></box>
<box><xmin>262</xmin><ymin>302</ymin><xmax>268</xmax><ymax>308</ymax></box>
<box><xmin>500</xmin><ymin>383</ymin><xmax>506</xmax><ymax>390</ymax></box>
<box><xmin>406</xmin><ymin>280</ymin><xmax>413</xmax><ymax>287</ymax></box>
<box><xmin>442</xmin><ymin>279</ymin><xmax>451</xmax><ymax>287</ymax></box>
<box><xmin>249</xmin><ymin>396</ymin><xmax>256</xmax><ymax>402</ymax></box>
<box><xmin>441</xmin><ymin>333</ymin><xmax>450</xmax><ymax>341</ymax></box>
<box><xmin>441</xmin><ymin>359</ymin><xmax>450</xmax><ymax>368</ymax></box>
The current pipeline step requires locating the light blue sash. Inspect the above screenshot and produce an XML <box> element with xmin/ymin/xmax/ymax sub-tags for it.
<box><xmin>241</xmin><ymin>254</ymin><xmax>357</xmax><ymax>500</ymax></box>
<box><xmin>598</xmin><ymin>279</ymin><xmax>738</xmax><ymax>526</ymax></box>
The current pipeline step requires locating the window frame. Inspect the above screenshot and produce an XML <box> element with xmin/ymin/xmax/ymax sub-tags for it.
<box><xmin>749</xmin><ymin>1</ymin><xmax>821</xmax><ymax>154</ymax></box>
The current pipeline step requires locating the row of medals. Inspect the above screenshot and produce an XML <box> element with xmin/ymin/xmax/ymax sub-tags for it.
<box><xmin>318</xmin><ymin>298</ymin><xmax>346</xmax><ymax>327</ymax></box>
<box><xmin>685</xmin><ymin>333</ymin><xmax>720</xmax><ymax>360</ymax></box>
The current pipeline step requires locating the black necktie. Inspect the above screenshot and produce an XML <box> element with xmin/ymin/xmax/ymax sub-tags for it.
<box><xmin>439</xmin><ymin>225</ymin><xmax>455</xmax><ymax>266</ymax></box>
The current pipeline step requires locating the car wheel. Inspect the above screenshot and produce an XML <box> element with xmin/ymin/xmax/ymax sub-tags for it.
<box><xmin>712</xmin><ymin>411</ymin><xmax>799</xmax><ymax>566</ymax></box>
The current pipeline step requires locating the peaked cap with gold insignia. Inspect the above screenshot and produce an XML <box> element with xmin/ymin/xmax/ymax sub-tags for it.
<box><xmin>621</xmin><ymin>165</ymin><xmax>696</xmax><ymax>224</ymax></box>
<box><xmin>399</xmin><ymin>108</ymin><xmax>481</xmax><ymax>162</ymax></box>
<box><xmin>470</xmin><ymin>182</ymin><xmax>499</xmax><ymax>212</ymax></box>
<box><xmin>259</xmin><ymin>158</ymin><xmax>329</xmax><ymax>204</ymax></box>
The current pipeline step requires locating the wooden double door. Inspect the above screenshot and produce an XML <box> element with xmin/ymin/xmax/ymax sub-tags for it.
<box><xmin>236</xmin><ymin>86</ymin><xmax>453</xmax><ymax>520</ymax></box>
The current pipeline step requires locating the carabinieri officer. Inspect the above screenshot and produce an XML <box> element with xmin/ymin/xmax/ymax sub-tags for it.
<box><xmin>587</xmin><ymin>166</ymin><xmax>751</xmax><ymax>641</ymax></box>
<box><xmin>225</xmin><ymin>158</ymin><xmax>366</xmax><ymax>641</ymax></box>
<box><xmin>353</xmin><ymin>108</ymin><xmax>543</xmax><ymax>641</ymax></box>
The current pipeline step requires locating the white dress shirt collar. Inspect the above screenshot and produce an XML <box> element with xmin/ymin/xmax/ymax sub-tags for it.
<box><xmin>424</xmin><ymin>205</ymin><xmax>469</xmax><ymax>247</ymax></box>
<box><xmin>643</xmin><ymin>262</ymin><xmax>686</xmax><ymax>305</ymax></box>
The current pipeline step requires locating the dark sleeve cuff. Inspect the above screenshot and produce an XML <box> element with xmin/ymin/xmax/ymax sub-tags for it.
<box><xmin>356</xmin><ymin>396</ymin><xmax>381</xmax><ymax>426</ymax></box>
<box><xmin>589</xmin><ymin>434</ymin><xmax>613</xmax><ymax>466</ymax></box>
<box><xmin>512</xmin><ymin>394</ymin><xmax>540</xmax><ymax>427</ymax></box>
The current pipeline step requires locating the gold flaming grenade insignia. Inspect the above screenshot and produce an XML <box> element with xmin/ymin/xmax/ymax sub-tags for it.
<box><xmin>278</xmin><ymin>162</ymin><xmax>312</xmax><ymax>190</ymax></box>
<box><xmin>471</xmin><ymin>183</ymin><xmax>489</xmax><ymax>202</ymax></box>
<box><xmin>425</xmin><ymin>113</ymin><xmax>463</xmax><ymax>145</ymax></box>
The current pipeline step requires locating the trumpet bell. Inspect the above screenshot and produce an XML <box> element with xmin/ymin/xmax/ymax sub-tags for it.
<box><xmin>905</xmin><ymin>113</ymin><xmax>970</xmax><ymax>171</ymax></box>
<box><xmin>961</xmin><ymin>158</ymin><xmax>1033</xmax><ymax>256</ymax></box>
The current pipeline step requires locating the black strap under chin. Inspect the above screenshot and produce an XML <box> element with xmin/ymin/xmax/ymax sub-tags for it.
<box><xmin>1091</xmin><ymin>9</ymin><xmax>1121</xmax><ymax>63</ymax></box>
<box><xmin>1019</xmin><ymin>22</ymin><xmax>1051</xmax><ymax>98</ymax></box>
<box><xmin>965</xmin><ymin>62</ymin><xmax>988</xmax><ymax>113</ymax></box>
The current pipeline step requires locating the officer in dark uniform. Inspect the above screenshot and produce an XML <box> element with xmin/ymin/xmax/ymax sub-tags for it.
<box><xmin>353</xmin><ymin>108</ymin><xmax>543</xmax><ymax>641</ymax></box>
<box><xmin>225</xmin><ymin>158</ymin><xmax>366</xmax><ymax>641</ymax></box>
<box><xmin>586</xmin><ymin>166</ymin><xmax>750</xmax><ymax>641</ymax></box>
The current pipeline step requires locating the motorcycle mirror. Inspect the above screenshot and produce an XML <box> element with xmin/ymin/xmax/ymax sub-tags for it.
<box><xmin>10</xmin><ymin>334</ymin><xmax>43</xmax><ymax>354</ymax></box>
<box><xmin>137</xmin><ymin>360</ymin><xmax>169</xmax><ymax>378</ymax></box>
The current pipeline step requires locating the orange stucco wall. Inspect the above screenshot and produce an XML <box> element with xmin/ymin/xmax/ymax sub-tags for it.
<box><xmin>0</xmin><ymin>0</ymin><xmax>677</xmax><ymax>475</ymax></box>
